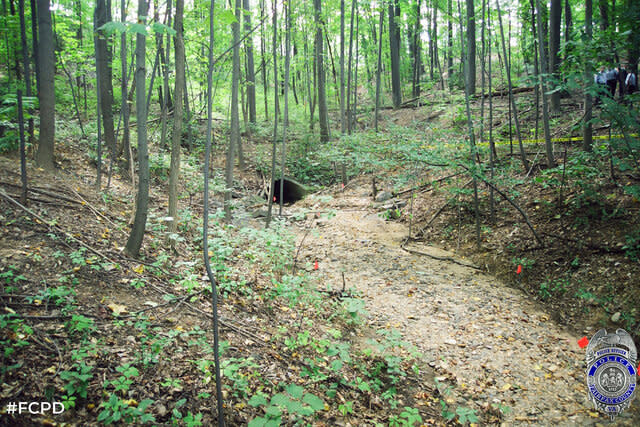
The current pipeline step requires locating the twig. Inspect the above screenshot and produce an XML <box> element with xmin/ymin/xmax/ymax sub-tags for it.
<box><xmin>0</xmin><ymin>189</ymin><xmax>118</xmax><ymax>265</ymax></box>
<box><xmin>292</xmin><ymin>227</ymin><xmax>312</xmax><ymax>274</ymax></box>
<box><xmin>400</xmin><ymin>243</ymin><xmax>481</xmax><ymax>270</ymax></box>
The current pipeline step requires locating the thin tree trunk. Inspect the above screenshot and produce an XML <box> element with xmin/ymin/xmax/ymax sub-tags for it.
<box><xmin>549</xmin><ymin>0</ymin><xmax>561</xmax><ymax>113</ymax></box>
<box><xmin>466</xmin><ymin>0</ymin><xmax>476</xmax><ymax>94</ymax></box>
<box><xmin>488</xmin><ymin>5</ymin><xmax>495</xmax><ymax>222</ymax></box>
<box><xmin>120</xmin><ymin>0</ymin><xmax>131</xmax><ymax>176</ymax></box>
<box><xmin>279</xmin><ymin>0</ymin><xmax>291</xmax><ymax>216</ymax></box>
<box><xmin>447</xmin><ymin>0</ymin><xmax>453</xmax><ymax>90</ymax></box>
<box><xmin>225</xmin><ymin>0</ymin><xmax>241</xmax><ymax>219</ymax></box>
<box><xmin>160</xmin><ymin>0</ymin><xmax>172</xmax><ymax>149</ymax></box>
<box><xmin>30</xmin><ymin>0</ymin><xmax>40</xmax><ymax>94</ymax></box>
<box><xmin>260</xmin><ymin>0</ymin><xmax>268</xmax><ymax>121</ymax></box>
<box><xmin>340</xmin><ymin>0</ymin><xmax>345</xmax><ymax>133</ymax></box>
<box><xmin>583</xmin><ymin>0</ymin><xmax>593</xmax><ymax>152</ymax></box>
<box><xmin>346</xmin><ymin>0</ymin><xmax>356</xmax><ymax>134</ymax></box>
<box><xmin>18</xmin><ymin>0</ymin><xmax>34</xmax><ymax>143</ymax></box>
<box><xmin>496</xmin><ymin>0</ymin><xmax>529</xmax><ymax>171</ymax></box>
<box><xmin>95</xmin><ymin>0</ymin><xmax>117</xmax><ymax>166</ymax></box>
<box><xmin>389</xmin><ymin>0</ymin><xmax>401</xmax><ymax>108</ymax></box>
<box><xmin>315</xmin><ymin>0</ymin><xmax>329</xmax><ymax>142</ymax></box>
<box><xmin>243</xmin><ymin>0</ymin><xmax>256</xmax><ymax>123</ymax></box>
<box><xmin>374</xmin><ymin>5</ymin><xmax>384</xmax><ymax>132</ymax></box>
<box><xmin>266</xmin><ymin>0</ymin><xmax>279</xmax><ymax>227</ymax></box>
<box><xmin>536</xmin><ymin>0</ymin><xmax>555</xmax><ymax>167</ymax></box>
<box><xmin>125</xmin><ymin>0</ymin><xmax>150</xmax><ymax>257</ymax></box>
<box><xmin>168</xmin><ymin>0</ymin><xmax>184</xmax><ymax>245</ymax></box>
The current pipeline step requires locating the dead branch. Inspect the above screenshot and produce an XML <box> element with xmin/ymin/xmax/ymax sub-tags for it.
<box><xmin>400</xmin><ymin>242</ymin><xmax>481</xmax><ymax>270</ymax></box>
<box><xmin>0</xmin><ymin>188</ymin><xmax>118</xmax><ymax>265</ymax></box>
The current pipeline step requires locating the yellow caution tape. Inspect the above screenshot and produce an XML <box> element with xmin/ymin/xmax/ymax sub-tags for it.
<box><xmin>482</xmin><ymin>133</ymin><xmax>639</xmax><ymax>147</ymax></box>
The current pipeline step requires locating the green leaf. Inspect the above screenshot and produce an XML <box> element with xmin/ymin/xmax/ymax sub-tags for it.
<box><xmin>264</xmin><ymin>405</ymin><xmax>282</xmax><ymax>417</ymax></box>
<box><xmin>284</xmin><ymin>384</ymin><xmax>304</xmax><ymax>399</ymax></box>
<box><xmin>217</xmin><ymin>9</ymin><xmax>237</xmax><ymax>26</ymax></box>
<box><xmin>98</xmin><ymin>21</ymin><xmax>127</xmax><ymax>35</ymax></box>
<box><xmin>330</xmin><ymin>359</ymin><xmax>343</xmax><ymax>371</ymax></box>
<box><xmin>248</xmin><ymin>417</ymin><xmax>267</xmax><ymax>427</ymax></box>
<box><xmin>248</xmin><ymin>394</ymin><xmax>268</xmax><ymax>407</ymax></box>
<box><xmin>270</xmin><ymin>393</ymin><xmax>290</xmax><ymax>407</ymax></box>
<box><xmin>128</xmin><ymin>23</ymin><xmax>148</xmax><ymax>36</ymax></box>
<box><xmin>151</xmin><ymin>22</ymin><xmax>177</xmax><ymax>36</ymax></box>
<box><xmin>301</xmin><ymin>393</ymin><xmax>324</xmax><ymax>411</ymax></box>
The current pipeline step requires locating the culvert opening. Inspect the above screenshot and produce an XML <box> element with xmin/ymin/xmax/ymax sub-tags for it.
<box><xmin>270</xmin><ymin>177</ymin><xmax>307</xmax><ymax>204</ymax></box>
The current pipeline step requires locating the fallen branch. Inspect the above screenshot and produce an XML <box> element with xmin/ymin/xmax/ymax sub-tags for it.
<box><xmin>393</xmin><ymin>172</ymin><xmax>462</xmax><ymax>197</ymax></box>
<box><xmin>400</xmin><ymin>242</ymin><xmax>481</xmax><ymax>270</ymax></box>
<box><xmin>0</xmin><ymin>188</ymin><xmax>118</xmax><ymax>265</ymax></box>
<box><xmin>456</xmin><ymin>165</ymin><xmax>544</xmax><ymax>246</ymax></box>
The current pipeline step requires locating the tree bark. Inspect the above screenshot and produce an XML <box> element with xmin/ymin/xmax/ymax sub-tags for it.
<box><xmin>536</xmin><ymin>0</ymin><xmax>555</xmax><ymax>167</ymax></box>
<box><xmin>374</xmin><ymin>6</ymin><xmax>384</xmax><ymax>132</ymax></box>
<box><xmin>243</xmin><ymin>0</ymin><xmax>256</xmax><ymax>124</ymax></box>
<box><xmin>35</xmin><ymin>0</ymin><xmax>55</xmax><ymax>171</ymax></box>
<box><xmin>314</xmin><ymin>0</ymin><xmax>329</xmax><ymax>142</ymax></box>
<box><xmin>95</xmin><ymin>0</ymin><xmax>117</xmax><ymax>163</ymax></box>
<box><xmin>549</xmin><ymin>0</ymin><xmax>561</xmax><ymax>113</ymax></box>
<box><xmin>225</xmin><ymin>0</ymin><xmax>242</xmax><ymax>219</ymax></box>
<box><xmin>583</xmin><ymin>0</ymin><xmax>593</xmax><ymax>152</ymax></box>
<box><xmin>389</xmin><ymin>0</ymin><xmax>401</xmax><ymax>108</ymax></box>
<box><xmin>168</xmin><ymin>0</ymin><xmax>184</xmax><ymax>243</ymax></box>
<box><xmin>465</xmin><ymin>0</ymin><xmax>476</xmax><ymax>95</ymax></box>
<box><xmin>125</xmin><ymin>0</ymin><xmax>149</xmax><ymax>258</ymax></box>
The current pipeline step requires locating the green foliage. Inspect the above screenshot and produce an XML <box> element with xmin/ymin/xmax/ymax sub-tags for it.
<box><xmin>59</xmin><ymin>362</ymin><xmax>93</xmax><ymax>403</ymax></box>
<box><xmin>248</xmin><ymin>384</ymin><xmax>325</xmax><ymax>426</ymax></box>
<box><xmin>0</xmin><ymin>92</ymin><xmax>36</xmax><ymax>153</ymax></box>
<box><xmin>0</xmin><ymin>313</ymin><xmax>31</xmax><ymax>374</ymax></box>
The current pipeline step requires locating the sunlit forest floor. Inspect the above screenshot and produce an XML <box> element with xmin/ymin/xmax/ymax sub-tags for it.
<box><xmin>1</xmin><ymin>87</ymin><xmax>639</xmax><ymax>425</ymax></box>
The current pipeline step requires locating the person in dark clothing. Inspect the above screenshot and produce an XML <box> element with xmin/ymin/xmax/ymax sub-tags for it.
<box><xmin>618</xmin><ymin>66</ymin><xmax>627</xmax><ymax>98</ymax></box>
<box><xmin>605</xmin><ymin>67</ymin><xmax>618</xmax><ymax>97</ymax></box>
<box><xmin>626</xmin><ymin>69</ymin><xmax>637</xmax><ymax>95</ymax></box>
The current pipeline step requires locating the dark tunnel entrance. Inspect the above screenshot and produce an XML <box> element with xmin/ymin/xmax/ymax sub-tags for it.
<box><xmin>270</xmin><ymin>177</ymin><xmax>307</xmax><ymax>204</ymax></box>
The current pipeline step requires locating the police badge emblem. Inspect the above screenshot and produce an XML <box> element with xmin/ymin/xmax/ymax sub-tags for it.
<box><xmin>585</xmin><ymin>329</ymin><xmax>637</xmax><ymax>420</ymax></box>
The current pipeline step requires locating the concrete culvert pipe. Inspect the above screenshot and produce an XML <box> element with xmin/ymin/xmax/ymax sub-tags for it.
<box><xmin>271</xmin><ymin>177</ymin><xmax>308</xmax><ymax>204</ymax></box>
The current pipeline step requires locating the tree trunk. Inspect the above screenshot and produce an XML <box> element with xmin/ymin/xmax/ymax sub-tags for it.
<box><xmin>389</xmin><ymin>0</ymin><xmax>401</xmax><ymax>108</ymax></box>
<box><xmin>160</xmin><ymin>0</ymin><xmax>172</xmax><ymax>150</ymax></box>
<box><xmin>549</xmin><ymin>0</ymin><xmax>561</xmax><ymax>113</ymax></box>
<box><xmin>260</xmin><ymin>0</ymin><xmax>268</xmax><ymax>121</ymax></box>
<box><xmin>314</xmin><ymin>0</ymin><xmax>329</xmax><ymax>142</ymax></box>
<box><xmin>266</xmin><ymin>0</ymin><xmax>279</xmax><ymax>227</ymax></box>
<box><xmin>125</xmin><ymin>0</ymin><xmax>149</xmax><ymax>258</ymax></box>
<box><xmin>374</xmin><ymin>6</ymin><xmax>384</xmax><ymax>132</ymax></box>
<box><xmin>95</xmin><ymin>0</ymin><xmax>116</xmax><ymax>163</ymax></box>
<box><xmin>279</xmin><ymin>0</ymin><xmax>291</xmax><ymax>215</ymax></box>
<box><xmin>536</xmin><ymin>0</ymin><xmax>555</xmax><ymax>167</ymax></box>
<box><xmin>496</xmin><ymin>0</ymin><xmax>529</xmax><ymax>171</ymax></box>
<box><xmin>583</xmin><ymin>0</ymin><xmax>593</xmax><ymax>152</ymax></box>
<box><xmin>465</xmin><ymin>0</ymin><xmax>476</xmax><ymax>95</ymax></box>
<box><xmin>120</xmin><ymin>0</ymin><xmax>131</xmax><ymax>175</ymax></box>
<box><xmin>243</xmin><ymin>0</ymin><xmax>256</xmax><ymax>124</ymax></box>
<box><xmin>30</xmin><ymin>0</ymin><xmax>40</xmax><ymax>94</ymax></box>
<box><xmin>18</xmin><ymin>0</ymin><xmax>34</xmax><ymax>143</ymax></box>
<box><xmin>225</xmin><ymin>0</ymin><xmax>241</xmax><ymax>219</ymax></box>
<box><xmin>346</xmin><ymin>0</ymin><xmax>356</xmax><ymax>134</ymax></box>
<box><xmin>340</xmin><ymin>0</ymin><xmax>345</xmax><ymax>133</ymax></box>
<box><xmin>35</xmin><ymin>0</ymin><xmax>55</xmax><ymax>171</ymax></box>
<box><xmin>447</xmin><ymin>0</ymin><xmax>453</xmax><ymax>90</ymax></box>
<box><xmin>168</xmin><ymin>0</ymin><xmax>184</xmax><ymax>243</ymax></box>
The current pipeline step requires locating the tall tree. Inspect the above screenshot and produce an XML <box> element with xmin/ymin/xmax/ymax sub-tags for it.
<box><xmin>35</xmin><ymin>0</ymin><xmax>55</xmax><ymax>171</ymax></box>
<box><xmin>340</xmin><ymin>0</ymin><xmax>346</xmax><ymax>133</ymax></box>
<box><xmin>496</xmin><ymin>0</ymin><xmax>528</xmax><ymax>171</ymax></box>
<box><xmin>374</xmin><ymin>5</ymin><xmax>384</xmax><ymax>132</ymax></box>
<box><xmin>314</xmin><ymin>0</ymin><xmax>329</xmax><ymax>142</ymax></box>
<box><xmin>18</xmin><ymin>0</ymin><xmax>33</xmax><ymax>143</ymax></box>
<box><xmin>583</xmin><ymin>0</ymin><xmax>593</xmax><ymax>152</ymax></box>
<box><xmin>160</xmin><ymin>0</ymin><xmax>173</xmax><ymax>150</ymax></box>
<box><xmin>549</xmin><ymin>0</ymin><xmax>561</xmax><ymax>113</ymax></box>
<box><xmin>95</xmin><ymin>0</ymin><xmax>116</xmax><ymax>165</ymax></box>
<box><xmin>388</xmin><ymin>0</ymin><xmax>401</xmax><ymax>108</ymax></box>
<box><xmin>447</xmin><ymin>0</ymin><xmax>453</xmax><ymax>89</ymax></box>
<box><xmin>225</xmin><ymin>0</ymin><xmax>242</xmax><ymax>219</ymax></box>
<box><xmin>243</xmin><ymin>0</ymin><xmax>256</xmax><ymax>124</ymax></box>
<box><xmin>168</xmin><ymin>0</ymin><xmax>185</xmax><ymax>244</ymax></box>
<box><xmin>536</xmin><ymin>0</ymin><xmax>555</xmax><ymax>167</ymax></box>
<box><xmin>125</xmin><ymin>0</ymin><xmax>150</xmax><ymax>257</ymax></box>
<box><xmin>120</xmin><ymin>0</ymin><xmax>131</xmax><ymax>175</ymax></box>
<box><xmin>465</xmin><ymin>0</ymin><xmax>476</xmax><ymax>95</ymax></box>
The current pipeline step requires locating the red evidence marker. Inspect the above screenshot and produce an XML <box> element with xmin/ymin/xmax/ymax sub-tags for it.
<box><xmin>314</xmin><ymin>260</ymin><xmax>319</xmax><ymax>270</ymax></box>
<box><xmin>578</xmin><ymin>336</ymin><xmax>589</xmax><ymax>348</ymax></box>
<box><xmin>516</xmin><ymin>264</ymin><xmax>522</xmax><ymax>274</ymax></box>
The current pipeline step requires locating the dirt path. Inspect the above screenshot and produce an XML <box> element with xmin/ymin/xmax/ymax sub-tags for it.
<box><xmin>292</xmin><ymin>183</ymin><xmax>639</xmax><ymax>425</ymax></box>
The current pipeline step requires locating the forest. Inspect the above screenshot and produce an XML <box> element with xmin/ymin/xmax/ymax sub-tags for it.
<box><xmin>1</xmin><ymin>0</ymin><xmax>640</xmax><ymax>425</ymax></box>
